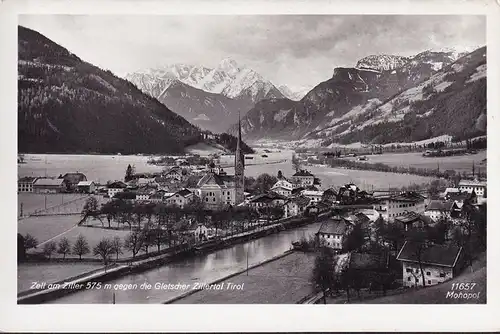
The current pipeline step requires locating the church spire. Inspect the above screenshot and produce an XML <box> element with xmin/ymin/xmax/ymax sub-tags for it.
<box><xmin>234</xmin><ymin>111</ymin><xmax>245</xmax><ymax>205</ymax></box>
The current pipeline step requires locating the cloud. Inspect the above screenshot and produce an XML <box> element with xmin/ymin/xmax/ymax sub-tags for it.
<box><xmin>19</xmin><ymin>14</ymin><xmax>485</xmax><ymax>92</ymax></box>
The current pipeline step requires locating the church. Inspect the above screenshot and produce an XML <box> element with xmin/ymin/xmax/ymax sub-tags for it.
<box><xmin>194</xmin><ymin>115</ymin><xmax>245</xmax><ymax>209</ymax></box>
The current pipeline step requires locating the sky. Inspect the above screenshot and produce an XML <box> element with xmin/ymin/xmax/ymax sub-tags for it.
<box><xmin>19</xmin><ymin>15</ymin><xmax>485</xmax><ymax>92</ymax></box>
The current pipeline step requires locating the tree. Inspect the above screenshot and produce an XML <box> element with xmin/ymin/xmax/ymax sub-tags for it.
<box><xmin>124</xmin><ymin>230</ymin><xmax>145</xmax><ymax>258</ymax></box>
<box><xmin>42</xmin><ymin>241</ymin><xmax>57</xmax><ymax>260</ymax></box>
<box><xmin>311</xmin><ymin>247</ymin><xmax>337</xmax><ymax>304</ymax></box>
<box><xmin>93</xmin><ymin>238</ymin><xmax>114</xmax><ymax>268</ymax></box>
<box><xmin>24</xmin><ymin>233</ymin><xmax>39</xmax><ymax>251</ymax></box>
<box><xmin>125</xmin><ymin>164</ymin><xmax>135</xmax><ymax>182</ymax></box>
<box><xmin>80</xmin><ymin>196</ymin><xmax>101</xmax><ymax>225</ymax></box>
<box><xmin>343</xmin><ymin>223</ymin><xmax>368</xmax><ymax>252</ymax></box>
<box><xmin>110</xmin><ymin>236</ymin><xmax>123</xmax><ymax>260</ymax></box>
<box><xmin>251</xmin><ymin>173</ymin><xmax>278</xmax><ymax>193</ymax></box>
<box><xmin>72</xmin><ymin>234</ymin><xmax>90</xmax><ymax>260</ymax></box>
<box><xmin>57</xmin><ymin>237</ymin><xmax>71</xmax><ymax>259</ymax></box>
<box><xmin>277</xmin><ymin>170</ymin><xmax>283</xmax><ymax>179</ymax></box>
<box><xmin>405</xmin><ymin>229</ymin><xmax>429</xmax><ymax>288</ymax></box>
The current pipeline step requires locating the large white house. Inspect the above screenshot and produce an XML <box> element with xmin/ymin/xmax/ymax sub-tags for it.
<box><xmin>165</xmin><ymin>189</ymin><xmax>195</xmax><ymax>208</ymax></box>
<box><xmin>271</xmin><ymin>179</ymin><xmax>293</xmax><ymax>197</ymax></box>
<box><xmin>372</xmin><ymin>192</ymin><xmax>426</xmax><ymax>222</ymax></box>
<box><xmin>316</xmin><ymin>216</ymin><xmax>351</xmax><ymax>251</ymax></box>
<box><xmin>283</xmin><ymin>196</ymin><xmax>310</xmax><ymax>218</ymax></box>
<box><xmin>291</xmin><ymin>170</ymin><xmax>315</xmax><ymax>188</ymax></box>
<box><xmin>397</xmin><ymin>241</ymin><xmax>463</xmax><ymax>288</ymax></box>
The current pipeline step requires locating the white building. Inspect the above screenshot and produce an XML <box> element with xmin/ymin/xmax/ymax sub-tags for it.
<box><xmin>18</xmin><ymin>177</ymin><xmax>38</xmax><ymax>193</ymax></box>
<box><xmin>316</xmin><ymin>216</ymin><xmax>350</xmax><ymax>250</ymax></box>
<box><xmin>271</xmin><ymin>179</ymin><xmax>293</xmax><ymax>197</ymax></box>
<box><xmin>107</xmin><ymin>181</ymin><xmax>127</xmax><ymax>198</ymax></box>
<box><xmin>283</xmin><ymin>196</ymin><xmax>310</xmax><ymax>218</ymax></box>
<box><xmin>165</xmin><ymin>189</ymin><xmax>194</xmax><ymax>208</ymax></box>
<box><xmin>302</xmin><ymin>190</ymin><xmax>324</xmax><ymax>204</ymax></box>
<box><xmin>458</xmin><ymin>180</ymin><xmax>487</xmax><ymax>199</ymax></box>
<box><xmin>291</xmin><ymin>170</ymin><xmax>315</xmax><ymax>188</ymax></box>
<box><xmin>397</xmin><ymin>241</ymin><xmax>463</xmax><ymax>288</ymax></box>
<box><xmin>424</xmin><ymin>200</ymin><xmax>459</xmax><ymax>222</ymax></box>
<box><xmin>77</xmin><ymin>181</ymin><xmax>96</xmax><ymax>194</ymax></box>
<box><xmin>372</xmin><ymin>192</ymin><xmax>426</xmax><ymax>222</ymax></box>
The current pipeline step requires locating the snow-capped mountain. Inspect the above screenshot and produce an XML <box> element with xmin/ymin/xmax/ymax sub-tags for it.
<box><xmin>125</xmin><ymin>58</ymin><xmax>287</xmax><ymax>132</ymax></box>
<box><xmin>278</xmin><ymin>85</ymin><xmax>309</xmax><ymax>101</ymax></box>
<box><xmin>356</xmin><ymin>55</ymin><xmax>410</xmax><ymax>72</ymax></box>
<box><xmin>127</xmin><ymin>58</ymin><xmax>284</xmax><ymax>103</ymax></box>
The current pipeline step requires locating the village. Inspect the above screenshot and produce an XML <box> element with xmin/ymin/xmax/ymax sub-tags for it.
<box><xmin>17</xmin><ymin>142</ymin><xmax>487</xmax><ymax>303</ymax></box>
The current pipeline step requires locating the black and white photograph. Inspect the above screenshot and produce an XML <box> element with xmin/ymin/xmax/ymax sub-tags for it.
<box><xmin>14</xmin><ymin>13</ymin><xmax>488</xmax><ymax>306</ymax></box>
<box><xmin>2</xmin><ymin>0</ymin><xmax>499</xmax><ymax>331</ymax></box>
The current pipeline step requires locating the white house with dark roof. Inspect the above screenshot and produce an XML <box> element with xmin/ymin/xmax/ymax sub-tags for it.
<box><xmin>397</xmin><ymin>241</ymin><xmax>463</xmax><ymax>288</ymax></box>
<box><xmin>316</xmin><ymin>216</ymin><xmax>351</xmax><ymax>250</ymax></box>
<box><xmin>271</xmin><ymin>179</ymin><xmax>293</xmax><ymax>197</ymax></box>
<box><xmin>165</xmin><ymin>189</ymin><xmax>195</xmax><ymax>208</ymax></box>
<box><xmin>372</xmin><ymin>192</ymin><xmax>426</xmax><ymax>222</ymax></box>
<box><xmin>302</xmin><ymin>190</ymin><xmax>324</xmax><ymax>204</ymax></box>
<box><xmin>424</xmin><ymin>200</ymin><xmax>460</xmax><ymax>222</ymax></box>
<box><xmin>283</xmin><ymin>196</ymin><xmax>310</xmax><ymax>218</ymax></box>
<box><xmin>77</xmin><ymin>181</ymin><xmax>96</xmax><ymax>194</ymax></box>
<box><xmin>107</xmin><ymin>181</ymin><xmax>128</xmax><ymax>198</ymax></box>
<box><xmin>458</xmin><ymin>179</ymin><xmax>486</xmax><ymax>199</ymax></box>
<box><xmin>291</xmin><ymin>170</ymin><xmax>315</xmax><ymax>188</ymax></box>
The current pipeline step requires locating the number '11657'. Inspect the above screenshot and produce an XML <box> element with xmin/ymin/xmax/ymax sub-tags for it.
<box><xmin>451</xmin><ymin>283</ymin><xmax>476</xmax><ymax>290</ymax></box>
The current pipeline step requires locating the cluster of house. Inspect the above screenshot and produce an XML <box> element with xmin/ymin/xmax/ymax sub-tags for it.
<box><xmin>18</xmin><ymin>173</ymin><xmax>96</xmax><ymax>194</ymax></box>
<box><xmin>315</xmin><ymin>178</ymin><xmax>487</xmax><ymax>289</ymax></box>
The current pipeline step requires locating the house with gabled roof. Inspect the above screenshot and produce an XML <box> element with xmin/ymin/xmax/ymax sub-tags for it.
<box><xmin>61</xmin><ymin>172</ymin><xmax>87</xmax><ymax>191</ymax></box>
<box><xmin>397</xmin><ymin>241</ymin><xmax>464</xmax><ymax>288</ymax></box>
<box><xmin>33</xmin><ymin>178</ymin><xmax>65</xmax><ymax>193</ymax></box>
<box><xmin>107</xmin><ymin>181</ymin><xmax>128</xmax><ymax>198</ymax></box>
<box><xmin>18</xmin><ymin>176</ymin><xmax>39</xmax><ymax>193</ymax></box>
<box><xmin>165</xmin><ymin>188</ymin><xmax>195</xmax><ymax>208</ymax></box>
<box><xmin>291</xmin><ymin>170</ymin><xmax>315</xmax><ymax>188</ymax></box>
<box><xmin>424</xmin><ymin>200</ymin><xmax>460</xmax><ymax>222</ymax></box>
<box><xmin>316</xmin><ymin>216</ymin><xmax>351</xmax><ymax>251</ymax></box>
<box><xmin>372</xmin><ymin>191</ymin><xmax>426</xmax><ymax>222</ymax></box>
<box><xmin>283</xmin><ymin>195</ymin><xmax>311</xmax><ymax>218</ymax></box>
<box><xmin>271</xmin><ymin>179</ymin><xmax>293</xmax><ymax>197</ymax></box>
<box><xmin>394</xmin><ymin>211</ymin><xmax>434</xmax><ymax>231</ymax></box>
<box><xmin>248</xmin><ymin>192</ymin><xmax>287</xmax><ymax>208</ymax></box>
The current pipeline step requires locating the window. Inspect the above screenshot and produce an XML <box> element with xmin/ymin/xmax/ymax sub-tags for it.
<box><xmin>407</xmin><ymin>277</ymin><xmax>411</xmax><ymax>281</ymax></box>
<box><xmin>406</xmin><ymin>268</ymin><xmax>412</xmax><ymax>273</ymax></box>
<box><xmin>428</xmin><ymin>280</ymin><xmax>431</xmax><ymax>285</ymax></box>
<box><xmin>426</xmin><ymin>272</ymin><xmax>431</xmax><ymax>276</ymax></box>
<box><xmin>439</xmin><ymin>273</ymin><xmax>445</xmax><ymax>278</ymax></box>
<box><xmin>416</xmin><ymin>278</ymin><xmax>419</xmax><ymax>283</ymax></box>
<box><xmin>205</xmin><ymin>198</ymin><xmax>208</xmax><ymax>202</ymax></box>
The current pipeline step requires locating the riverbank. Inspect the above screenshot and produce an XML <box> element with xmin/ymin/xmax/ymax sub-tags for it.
<box><xmin>169</xmin><ymin>251</ymin><xmax>316</xmax><ymax>304</ymax></box>
<box><xmin>18</xmin><ymin>213</ymin><xmax>328</xmax><ymax>304</ymax></box>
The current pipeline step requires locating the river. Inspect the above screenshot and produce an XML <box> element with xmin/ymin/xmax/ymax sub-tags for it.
<box><xmin>47</xmin><ymin>222</ymin><xmax>323</xmax><ymax>304</ymax></box>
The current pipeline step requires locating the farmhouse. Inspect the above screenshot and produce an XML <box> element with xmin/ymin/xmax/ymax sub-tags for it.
<box><xmin>248</xmin><ymin>192</ymin><xmax>287</xmax><ymax>209</ymax></box>
<box><xmin>107</xmin><ymin>181</ymin><xmax>128</xmax><ymax>198</ymax></box>
<box><xmin>62</xmin><ymin>172</ymin><xmax>87</xmax><ymax>191</ymax></box>
<box><xmin>316</xmin><ymin>216</ymin><xmax>351</xmax><ymax>251</ymax></box>
<box><xmin>77</xmin><ymin>181</ymin><xmax>96</xmax><ymax>194</ymax></box>
<box><xmin>165</xmin><ymin>189</ymin><xmax>195</xmax><ymax>208</ymax></box>
<box><xmin>424</xmin><ymin>200</ymin><xmax>460</xmax><ymax>222</ymax></box>
<box><xmin>283</xmin><ymin>196</ymin><xmax>310</xmax><ymax>218</ymax></box>
<box><xmin>33</xmin><ymin>178</ymin><xmax>65</xmax><ymax>194</ymax></box>
<box><xmin>302</xmin><ymin>190</ymin><xmax>324</xmax><ymax>204</ymax></box>
<box><xmin>394</xmin><ymin>211</ymin><xmax>433</xmax><ymax>231</ymax></box>
<box><xmin>397</xmin><ymin>241</ymin><xmax>463</xmax><ymax>288</ymax></box>
<box><xmin>18</xmin><ymin>176</ymin><xmax>39</xmax><ymax>193</ymax></box>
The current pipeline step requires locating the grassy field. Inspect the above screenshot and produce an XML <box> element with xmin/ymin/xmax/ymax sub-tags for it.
<box><xmin>18</xmin><ymin>193</ymin><xmax>89</xmax><ymax>217</ymax></box>
<box><xmin>17</xmin><ymin>262</ymin><xmax>104</xmax><ymax>293</ymax></box>
<box><xmin>173</xmin><ymin>251</ymin><xmax>316</xmax><ymax>304</ymax></box>
<box><xmin>344</xmin><ymin>150</ymin><xmax>486</xmax><ymax>173</ymax></box>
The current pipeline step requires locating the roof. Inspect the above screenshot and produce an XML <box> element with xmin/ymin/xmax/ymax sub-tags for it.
<box><xmin>425</xmin><ymin>200</ymin><xmax>456</xmax><ymax>212</ymax></box>
<box><xmin>394</xmin><ymin>211</ymin><xmax>433</xmax><ymax>225</ymax></box>
<box><xmin>444</xmin><ymin>187</ymin><xmax>460</xmax><ymax>194</ymax></box>
<box><xmin>317</xmin><ymin>216</ymin><xmax>349</xmax><ymax>235</ymax></box>
<box><xmin>184</xmin><ymin>175</ymin><xmax>203</xmax><ymax>188</ymax></box>
<box><xmin>108</xmin><ymin>181</ymin><xmax>128</xmax><ymax>189</ymax></box>
<box><xmin>197</xmin><ymin>173</ymin><xmax>235</xmax><ymax>188</ymax></box>
<box><xmin>459</xmin><ymin>180</ymin><xmax>486</xmax><ymax>187</ymax></box>
<box><xmin>77</xmin><ymin>181</ymin><xmax>94</xmax><ymax>186</ymax></box>
<box><xmin>389</xmin><ymin>192</ymin><xmax>426</xmax><ymax>203</ymax></box>
<box><xmin>176</xmin><ymin>188</ymin><xmax>192</xmax><ymax>197</ymax></box>
<box><xmin>292</xmin><ymin>170</ymin><xmax>314</xmax><ymax>177</ymax></box>
<box><xmin>288</xmin><ymin>195</ymin><xmax>311</xmax><ymax>207</ymax></box>
<box><xmin>34</xmin><ymin>178</ymin><xmax>64</xmax><ymax>186</ymax></box>
<box><xmin>250</xmin><ymin>192</ymin><xmax>286</xmax><ymax>203</ymax></box>
<box><xmin>396</xmin><ymin>241</ymin><xmax>462</xmax><ymax>268</ymax></box>
<box><xmin>302</xmin><ymin>190</ymin><xmax>324</xmax><ymax>197</ymax></box>
<box><xmin>18</xmin><ymin>176</ymin><xmax>38</xmax><ymax>183</ymax></box>
<box><xmin>62</xmin><ymin>173</ymin><xmax>87</xmax><ymax>184</ymax></box>
<box><xmin>446</xmin><ymin>191</ymin><xmax>475</xmax><ymax>201</ymax></box>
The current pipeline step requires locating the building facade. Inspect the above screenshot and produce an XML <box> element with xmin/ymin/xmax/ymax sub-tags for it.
<box><xmin>18</xmin><ymin>176</ymin><xmax>38</xmax><ymax>193</ymax></box>
<box><xmin>372</xmin><ymin>192</ymin><xmax>426</xmax><ymax>222</ymax></box>
<box><xmin>271</xmin><ymin>179</ymin><xmax>293</xmax><ymax>197</ymax></box>
<box><xmin>458</xmin><ymin>180</ymin><xmax>486</xmax><ymax>199</ymax></box>
<box><xmin>33</xmin><ymin>178</ymin><xmax>65</xmax><ymax>193</ymax></box>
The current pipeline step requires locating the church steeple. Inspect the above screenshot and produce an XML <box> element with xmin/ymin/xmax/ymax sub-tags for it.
<box><xmin>234</xmin><ymin>112</ymin><xmax>245</xmax><ymax>205</ymax></box>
